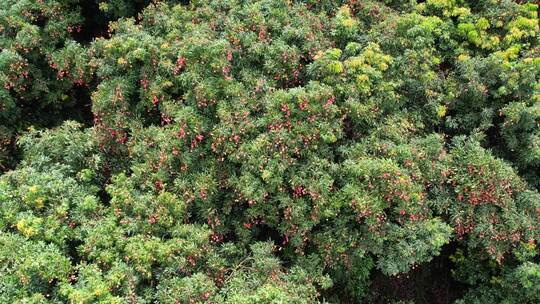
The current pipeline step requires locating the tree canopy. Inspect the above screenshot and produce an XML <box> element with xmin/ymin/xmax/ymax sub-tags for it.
<box><xmin>0</xmin><ymin>0</ymin><xmax>539</xmax><ymax>303</ymax></box>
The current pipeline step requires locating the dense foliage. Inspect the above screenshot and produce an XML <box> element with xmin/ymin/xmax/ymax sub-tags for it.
<box><xmin>1</xmin><ymin>0</ymin><xmax>539</xmax><ymax>303</ymax></box>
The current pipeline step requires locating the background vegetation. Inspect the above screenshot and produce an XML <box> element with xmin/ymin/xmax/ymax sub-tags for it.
<box><xmin>0</xmin><ymin>0</ymin><xmax>539</xmax><ymax>303</ymax></box>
